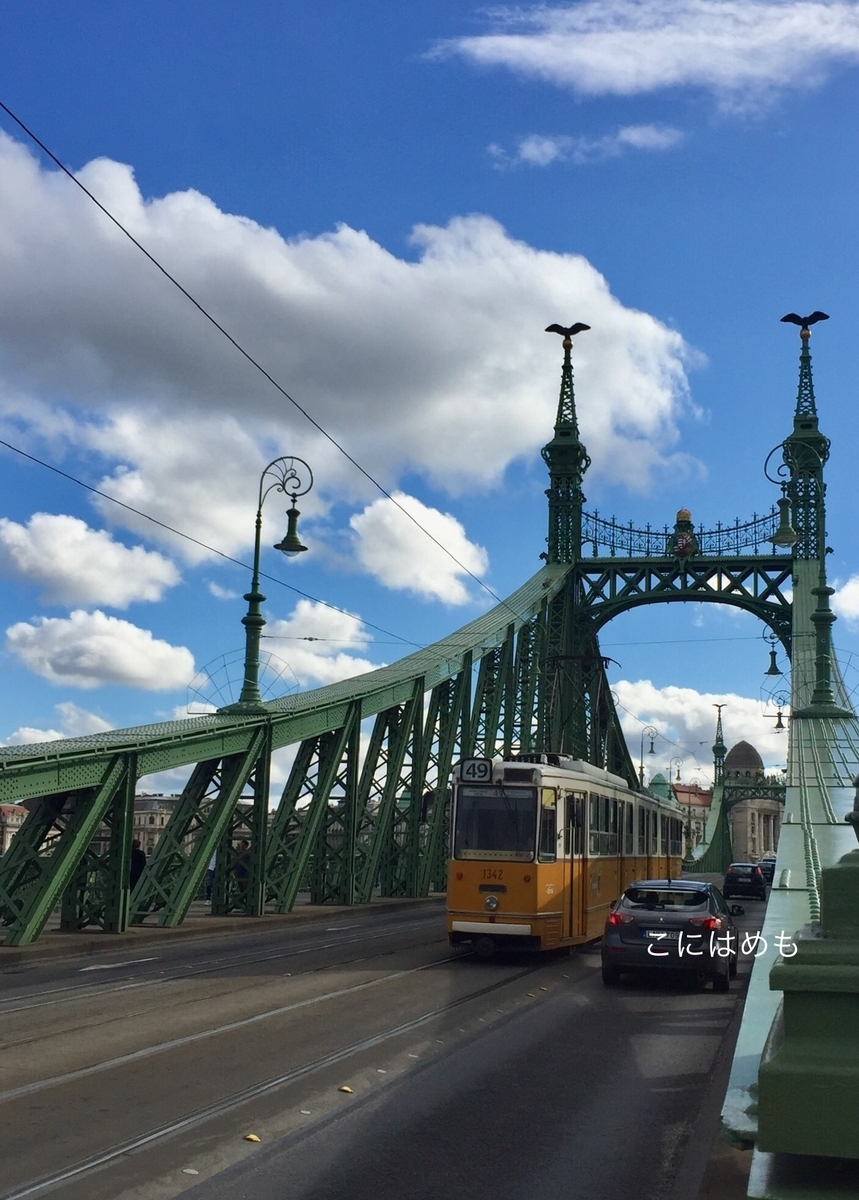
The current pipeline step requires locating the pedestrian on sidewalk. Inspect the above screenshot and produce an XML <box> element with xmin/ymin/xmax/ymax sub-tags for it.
<box><xmin>129</xmin><ymin>839</ymin><xmax>146</xmax><ymax>891</ymax></box>
<box><xmin>205</xmin><ymin>852</ymin><xmax>216</xmax><ymax>904</ymax></box>
<box><xmin>235</xmin><ymin>840</ymin><xmax>250</xmax><ymax>902</ymax></box>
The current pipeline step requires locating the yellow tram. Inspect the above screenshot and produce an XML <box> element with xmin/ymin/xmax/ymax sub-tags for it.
<box><xmin>446</xmin><ymin>753</ymin><xmax>685</xmax><ymax>955</ymax></box>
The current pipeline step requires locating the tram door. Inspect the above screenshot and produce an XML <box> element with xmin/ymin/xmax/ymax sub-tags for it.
<box><xmin>563</xmin><ymin>791</ymin><xmax>587</xmax><ymax>939</ymax></box>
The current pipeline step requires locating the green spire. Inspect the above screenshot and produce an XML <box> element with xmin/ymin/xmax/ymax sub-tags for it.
<box><xmin>795</xmin><ymin>329</ymin><xmax>818</xmax><ymax>419</ymax></box>
<box><xmin>780</xmin><ymin>318</ymin><xmax>830</xmax><ymax>560</ymax></box>
<box><xmin>712</xmin><ymin>704</ymin><xmax>726</xmax><ymax>785</ymax></box>
<box><xmin>541</xmin><ymin>326</ymin><xmax>591</xmax><ymax>564</ymax></box>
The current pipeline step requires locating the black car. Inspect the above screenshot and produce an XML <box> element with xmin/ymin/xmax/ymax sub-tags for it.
<box><xmin>601</xmin><ymin>879</ymin><xmax>742</xmax><ymax>991</ymax></box>
<box><xmin>723</xmin><ymin>862</ymin><xmax>767</xmax><ymax>900</ymax></box>
<box><xmin>757</xmin><ymin>857</ymin><xmax>777</xmax><ymax>885</ymax></box>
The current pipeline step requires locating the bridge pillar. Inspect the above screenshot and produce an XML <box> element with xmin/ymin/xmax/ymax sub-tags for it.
<box><xmin>757</xmin><ymin>847</ymin><xmax>859</xmax><ymax>1159</ymax></box>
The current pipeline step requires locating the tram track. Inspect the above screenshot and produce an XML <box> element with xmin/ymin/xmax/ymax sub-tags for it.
<box><xmin>0</xmin><ymin>956</ymin><xmax>547</xmax><ymax>1200</ymax></box>
<box><xmin>0</xmin><ymin>913</ymin><xmax>441</xmax><ymax>1018</ymax></box>
<box><xmin>0</xmin><ymin>936</ymin><xmax>466</xmax><ymax>1074</ymax></box>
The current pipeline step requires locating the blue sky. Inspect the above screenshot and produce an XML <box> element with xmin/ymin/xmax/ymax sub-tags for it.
<box><xmin>1</xmin><ymin>0</ymin><xmax>859</xmax><ymax>787</ymax></box>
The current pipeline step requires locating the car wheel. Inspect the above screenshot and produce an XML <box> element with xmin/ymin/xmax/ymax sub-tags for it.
<box><xmin>602</xmin><ymin>963</ymin><xmax>621</xmax><ymax>986</ymax></box>
<box><xmin>713</xmin><ymin>967</ymin><xmax>730</xmax><ymax>993</ymax></box>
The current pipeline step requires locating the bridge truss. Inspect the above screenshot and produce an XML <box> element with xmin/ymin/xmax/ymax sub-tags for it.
<box><xmin>0</xmin><ymin>320</ymin><xmax>848</xmax><ymax>954</ymax></box>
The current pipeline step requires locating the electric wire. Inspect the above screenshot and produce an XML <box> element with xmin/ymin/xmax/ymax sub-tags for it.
<box><xmin>0</xmin><ymin>99</ymin><xmax>524</xmax><ymax>625</ymax></box>
<box><xmin>0</xmin><ymin>435</ymin><xmax>423</xmax><ymax>648</ymax></box>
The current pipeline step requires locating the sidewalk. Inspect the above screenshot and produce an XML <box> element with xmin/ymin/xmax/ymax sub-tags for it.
<box><xmin>0</xmin><ymin>894</ymin><xmax>447</xmax><ymax>967</ymax></box>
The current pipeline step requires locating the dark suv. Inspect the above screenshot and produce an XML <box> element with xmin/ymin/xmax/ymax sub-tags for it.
<box><xmin>723</xmin><ymin>862</ymin><xmax>767</xmax><ymax>900</ymax></box>
<box><xmin>757</xmin><ymin>857</ymin><xmax>776</xmax><ymax>885</ymax></box>
<box><xmin>601</xmin><ymin>879</ymin><xmax>741</xmax><ymax>991</ymax></box>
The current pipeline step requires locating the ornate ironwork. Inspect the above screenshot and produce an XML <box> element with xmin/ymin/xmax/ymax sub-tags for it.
<box><xmin>581</xmin><ymin>509</ymin><xmax>780</xmax><ymax>558</ymax></box>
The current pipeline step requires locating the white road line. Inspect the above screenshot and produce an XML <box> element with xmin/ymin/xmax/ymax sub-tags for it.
<box><xmin>0</xmin><ymin>956</ymin><xmax>458</xmax><ymax>1105</ymax></box>
<box><xmin>0</xmin><ymin>926</ymin><xmax>434</xmax><ymax>1017</ymax></box>
<box><xmin>77</xmin><ymin>957</ymin><xmax>159</xmax><ymax>973</ymax></box>
<box><xmin>0</xmin><ymin>964</ymin><xmax>527</xmax><ymax>1200</ymax></box>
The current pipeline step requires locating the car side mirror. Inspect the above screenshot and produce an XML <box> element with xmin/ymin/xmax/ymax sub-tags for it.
<box><xmin>730</xmin><ymin>904</ymin><xmax>745</xmax><ymax>916</ymax></box>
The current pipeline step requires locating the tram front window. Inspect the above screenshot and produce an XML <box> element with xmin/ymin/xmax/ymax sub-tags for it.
<box><xmin>453</xmin><ymin>785</ymin><xmax>537</xmax><ymax>860</ymax></box>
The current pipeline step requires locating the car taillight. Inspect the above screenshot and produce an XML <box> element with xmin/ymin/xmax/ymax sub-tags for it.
<box><xmin>608</xmin><ymin>912</ymin><xmax>634</xmax><ymax>925</ymax></box>
<box><xmin>689</xmin><ymin>916</ymin><xmax>723</xmax><ymax>931</ymax></box>
<box><xmin>754</xmin><ymin>867</ymin><xmax>763</xmax><ymax>877</ymax></box>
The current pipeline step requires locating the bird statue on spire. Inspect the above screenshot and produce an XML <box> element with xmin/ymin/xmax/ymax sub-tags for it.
<box><xmin>546</xmin><ymin>322</ymin><xmax>590</xmax><ymax>340</ymax></box>
<box><xmin>780</xmin><ymin>311</ymin><xmax>829</xmax><ymax>331</ymax></box>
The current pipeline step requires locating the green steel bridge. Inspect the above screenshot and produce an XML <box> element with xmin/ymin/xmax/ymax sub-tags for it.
<box><xmin>1</xmin><ymin>320</ymin><xmax>858</xmax><ymax>1189</ymax></box>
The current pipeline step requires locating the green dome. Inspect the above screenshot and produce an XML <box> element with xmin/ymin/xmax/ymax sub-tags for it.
<box><xmin>647</xmin><ymin>772</ymin><xmax>673</xmax><ymax>800</ymax></box>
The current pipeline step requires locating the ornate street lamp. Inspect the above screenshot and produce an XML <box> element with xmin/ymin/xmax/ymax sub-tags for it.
<box><xmin>670</xmin><ymin>756</ymin><xmax>683</xmax><ymax>783</ymax></box>
<box><xmin>220</xmin><ymin>456</ymin><xmax>313</xmax><ymax>715</ymax></box>
<box><xmin>639</xmin><ymin>725</ymin><xmax>658</xmax><ymax>787</ymax></box>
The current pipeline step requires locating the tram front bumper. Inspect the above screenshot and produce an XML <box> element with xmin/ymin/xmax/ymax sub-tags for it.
<box><xmin>451</xmin><ymin>921</ymin><xmax>533</xmax><ymax>937</ymax></box>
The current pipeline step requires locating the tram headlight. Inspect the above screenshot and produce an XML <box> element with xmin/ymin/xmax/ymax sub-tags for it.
<box><xmin>484</xmin><ymin>895</ymin><xmax>499</xmax><ymax>911</ymax></box>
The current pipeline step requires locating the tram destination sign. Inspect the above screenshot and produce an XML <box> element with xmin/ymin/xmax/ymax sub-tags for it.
<box><xmin>458</xmin><ymin>758</ymin><xmax>493</xmax><ymax>783</ymax></box>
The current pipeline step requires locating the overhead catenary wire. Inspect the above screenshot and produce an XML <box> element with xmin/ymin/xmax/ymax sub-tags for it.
<box><xmin>0</xmin><ymin>435</ymin><xmax>424</xmax><ymax>649</ymax></box>
<box><xmin>0</xmin><ymin>98</ymin><xmax>525</xmax><ymax>626</ymax></box>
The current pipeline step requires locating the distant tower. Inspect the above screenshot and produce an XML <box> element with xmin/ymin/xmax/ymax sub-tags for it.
<box><xmin>542</xmin><ymin>327</ymin><xmax>591</xmax><ymax>563</ymax></box>
<box><xmin>780</xmin><ymin>316</ymin><xmax>830</xmax><ymax>560</ymax></box>
<box><xmin>713</xmin><ymin>704</ymin><xmax>727</xmax><ymax>786</ymax></box>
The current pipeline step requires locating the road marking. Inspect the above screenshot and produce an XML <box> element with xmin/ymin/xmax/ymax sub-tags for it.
<box><xmin>0</xmin><ymin>956</ymin><xmax>459</xmax><ymax>1105</ymax></box>
<box><xmin>0</xmin><ymin>962</ymin><xmax>539</xmax><ymax>1200</ymax></box>
<box><xmin>78</xmin><ymin>958</ymin><xmax>159</xmax><ymax>973</ymax></box>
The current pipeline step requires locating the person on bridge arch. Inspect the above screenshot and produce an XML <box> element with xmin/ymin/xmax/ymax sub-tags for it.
<box><xmin>129</xmin><ymin>839</ymin><xmax>146</xmax><ymax>891</ymax></box>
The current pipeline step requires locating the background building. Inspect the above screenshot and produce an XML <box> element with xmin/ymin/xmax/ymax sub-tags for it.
<box><xmin>724</xmin><ymin>740</ymin><xmax>782</xmax><ymax>862</ymax></box>
<box><xmin>0</xmin><ymin>803</ymin><xmax>27</xmax><ymax>854</ymax></box>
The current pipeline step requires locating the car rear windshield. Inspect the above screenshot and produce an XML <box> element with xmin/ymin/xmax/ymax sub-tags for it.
<box><xmin>621</xmin><ymin>888</ymin><xmax>708</xmax><ymax>911</ymax></box>
<box><xmin>728</xmin><ymin>866</ymin><xmax>753</xmax><ymax>874</ymax></box>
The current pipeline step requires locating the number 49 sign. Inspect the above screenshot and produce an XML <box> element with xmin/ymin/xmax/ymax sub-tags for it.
<box><xmin>459</xmin><ymin>758</ymin><xmax>492</xmax><ymax>782</ymax></box>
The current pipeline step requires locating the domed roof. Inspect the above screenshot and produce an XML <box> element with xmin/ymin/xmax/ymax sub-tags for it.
<box><xmin>724</xmin><ymin>740</ymin><xmax>764</xmax><ymax>771</ymax></box>
<box><xmin>647</xmin><ymin>772</ymin><xmax>673</xmax><ymax>800</ymax></box>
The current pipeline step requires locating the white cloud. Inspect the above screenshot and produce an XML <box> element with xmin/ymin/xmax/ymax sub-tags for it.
<box><xmin>349</xmin><ymin>492</ymin><xmax>489</xmax><ymax>604</ymax></box>
<box><xmin>832</xmin><ymin>576</ymin><xmax>859</xmax><ymax>623</ymax></box>
<box><xmin>0</xmin><ymin>512</ymin><xmax>179</xmax><ymax>606</ymax></box>
<box><xmin>265</xmin><ymin>598</ymin><xmax>381</xmax><ymax>686</ymax></box>
<box><xmin>208</xmin><ymin>581</ymin><xmax>239</xmax><ymax>600</ymax></box>
<box><xmin>442</xmin><ymin>1</ymin><xmax>859</xmax><ymax>109</ymax></box>
<box><xmin>615</xmin><ymin>678</ymin><xmax>790</xmax><ymax>782</ymax></box>
<box><xmin>491</xmin><ymin>125</ymin><xmax>684</xmax><ymax>167</ymax></box>
<box><xmin>3</xmin><ymin>700</ymin><xmax>113</xmax><ymax>745</ymax></box>
<box><xmin>5</xmin><ymin>609</ymin><xmax>195</xmax><ymax>690</ymax></box>
<box><xmin>0</xmin><ymin>131</ymin><xmax>696</xmax><ymax>570</ymax></box>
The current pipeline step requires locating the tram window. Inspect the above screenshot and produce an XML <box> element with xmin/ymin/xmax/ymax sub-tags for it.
<box><xmin>453</xmin><ymin>785</ymin><xmax>537</xmax><ymax>860</ymax></box>
<box><xmin>638</xmin><ymin>807</ymin><xmax>647</xmax><ymax>856</ymax></box>
<box><xmin>567</xmin><ymin>791</ymin><xmax>585</xmax><ymax>855</ymax></box>
<box><xmin>608</xmin><ymin>799</ymin><xmax>619</xmax><ymax>855</ymax></box>
<box><xmin>562</xmin><ymin>792</ymin><xmax>575</xmax><ymax>856</ymax></box>
<box><xmin>624</xmin><ymin>802</ymin><xmax>634</xmax><ymax>855</ymax></box>
<box><xmin>538</xmin><ymin>789</ymin><xmax>557</xmax><ymax>862</ymax></box>
<box><xmin>589</xmin><ymin>794</ymin><xmax>599</xmax><ymax>855</ymax></box>
<box><xmin>589</xmin><ymin>793</ymin><xmax>615</xmax><ymax>855</ymax></box>
<box><xmin>669</xmin><ymin>818</ymin><xmax>683</xmax><ymax>856</ymax></box>
<box><xmin>660</xmin><ymin>814</ymin><xmax>668</xmax><ymax>855</ymax></box>
<box><xmin>650</xmin><ymin>811</ymin><xmax>658</xmax><ymax>855</ymax></box>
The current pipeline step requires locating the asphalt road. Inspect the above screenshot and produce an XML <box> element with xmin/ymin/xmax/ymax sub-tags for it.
<box><xmin>0</xmin><ymin>884</ymin><xmax>763</xmax><ymax>1200</ymax></box>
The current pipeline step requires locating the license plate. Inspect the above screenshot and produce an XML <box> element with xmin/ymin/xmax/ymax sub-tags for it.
<box><xmin>644</xmin><ymin>929</ymin><xmax>680</xmax><ymax>940</ymax></box>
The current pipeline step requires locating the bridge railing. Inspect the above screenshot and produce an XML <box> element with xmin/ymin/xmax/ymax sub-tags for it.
<box><xmin>582</xmin><ymin>508</ymin><xmax>780</xmax><ymax>558</ymax></box>
<box><xmin>719</xmin><ymin>559</ymin><xmax>859</xmax><ymax>1187</ymax></box>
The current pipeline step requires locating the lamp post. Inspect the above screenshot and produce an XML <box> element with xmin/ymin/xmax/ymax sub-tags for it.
<box><xmin>220</xmin><ymin>456</ymin><xmax>313</xmax><ymax>715</ymax></box>
<box><xmin>639</xmin><ymin>725</ymin><xmax>658</xmax><ymax>787</ymax></box>
<box><xmin>670</xmin><ymin>756</ymin><xmax>683</xmax><ymax>784</ymax></box>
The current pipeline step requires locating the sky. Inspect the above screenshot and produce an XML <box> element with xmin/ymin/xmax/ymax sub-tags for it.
<box><xmin>2</xmin><ymin>0</ymin><xmax>859</xmax><ymax>789</ymax></box>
